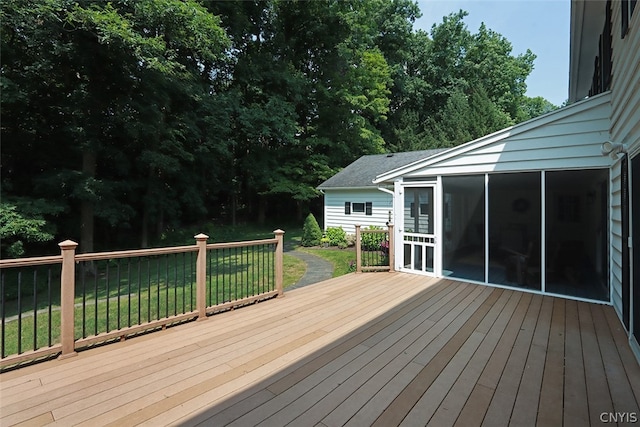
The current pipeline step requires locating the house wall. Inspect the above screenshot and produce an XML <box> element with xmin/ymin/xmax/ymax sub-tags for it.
<box><xmin>323</xmin><ymin>189</ymin><xmax>393</xmax><ymax>235</ymax></box>
<box><xmin>400</xmin><ymin>93</ymin><xmax>612</xmax><ymax>178</ymax></box>
<box><xmin>610</xmin><ymin>1</ymin><xmax>640</xmax><ymax>326</ymax></box>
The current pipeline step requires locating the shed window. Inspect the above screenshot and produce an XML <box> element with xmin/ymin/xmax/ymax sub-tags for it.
<box><xmin>345</xmin><ymin>202</ymin><xmax>372</xmax><ymax>215</ymax></box>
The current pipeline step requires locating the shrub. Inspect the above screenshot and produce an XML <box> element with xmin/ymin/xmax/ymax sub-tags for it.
<box><xmin>325</xmin><ymin>226</ymin><xmax>347</xmax><ymax>247</ymax></box>
<box><xmin>345</xmin><ymin>234</ymin><xmax>357</xmax><ymax>247</ymax></box>
<box><xmin>301</xmin><ymin>213</ymin><xmax>322</xmax><ymax>247</ymax></box>
<box><xmin>361</xmin><ymin>225</ymin><xmax>386</xmax><ymax>250</ymax></box>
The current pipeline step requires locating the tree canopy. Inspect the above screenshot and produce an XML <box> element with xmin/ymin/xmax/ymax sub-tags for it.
<box><xmin>1</xmin><ymin>0</ymin><xmax>557</xmax><ymax>256</ymax></box>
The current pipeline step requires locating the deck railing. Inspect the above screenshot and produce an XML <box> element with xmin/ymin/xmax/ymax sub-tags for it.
<box><xmin>0</xmin><ymin>230</ymin><xmax>284</xmax><ymax>369</ymax></box>
<box><xmin>355</xmin><ymin>224</ymin><xmax>395</xmax><ymax>273</ymax></box>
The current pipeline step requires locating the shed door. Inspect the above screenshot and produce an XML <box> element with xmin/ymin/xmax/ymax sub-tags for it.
<box><xmin>402</xmin><ymin>186</ymin><xmax>436</xmax><ymax>275</ymax></box>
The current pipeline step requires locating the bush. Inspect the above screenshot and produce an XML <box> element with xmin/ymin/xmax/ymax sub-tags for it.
<box><xmin>345</xmin><ymin>234</ymin><xmax>357</xmax><ymax>247</ymax></box>
<box><xmin>361</xmin><ymin>225</ymin><xmax>386</xmax><ymax>250</ymax></box>
<box><xmin>325</xmin><ymin>226</ymin><xmax>347</xmax><ymax>247</ymax></box>
<box><xmin>301</xmin><ymin>213</ymin><xmax>322</xmax><ymax>247</ymax></box>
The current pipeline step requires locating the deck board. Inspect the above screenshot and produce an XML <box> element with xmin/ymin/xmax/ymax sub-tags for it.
<box><xmin>1</xmin><ymin>272</ymin><xmax>639</xmax><ymax>427</ymax></box>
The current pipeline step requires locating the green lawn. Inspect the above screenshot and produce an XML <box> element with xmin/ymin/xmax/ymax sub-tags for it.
<box><xmin>284</xmin><ymin>254</ymin><xmax>306</xmax><ymax>289</ymax></box>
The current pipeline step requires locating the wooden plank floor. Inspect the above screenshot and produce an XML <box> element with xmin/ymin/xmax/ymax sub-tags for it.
<box><xmin>1</xmin><ymin>273</ymin><xmax>639</xmax><ymax>426</ymax></box>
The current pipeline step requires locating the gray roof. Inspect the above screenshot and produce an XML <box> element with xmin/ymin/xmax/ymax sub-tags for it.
<box><xmin>318</xmin><ymin>149</ymin><xmax>447</xmax><ymax>189</ymax></box>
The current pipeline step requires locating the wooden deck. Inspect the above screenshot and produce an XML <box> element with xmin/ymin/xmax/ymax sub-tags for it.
<box><xmin>1</xmin><ymin>273</ymin><xmax>639</xmax><ymax>426</ymax></box>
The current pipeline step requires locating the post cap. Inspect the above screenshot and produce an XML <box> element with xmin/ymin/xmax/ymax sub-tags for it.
<box><xmin>58</xmin><ymin>240</ymin><xmax>78</xmax><ymax>249</ymax></box>
<box><xmin>194</xmin><ymin>233</ymin><xmax>209</xmax><ymax>241</ymax></box>
<box><xmin>273</xmin><ymin>229</ymin><xmax>285</xmax><ymax>235</ymax></box>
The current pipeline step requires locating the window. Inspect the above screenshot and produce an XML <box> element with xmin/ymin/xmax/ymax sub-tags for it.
<box><xmin>622</xmin><ymin>0</ymin><xmax>636</xmax><ymax>38</ymax></box>
<box><xmin>345</xmin><ymin>201</ymin><xmax>372</xmax><ymax>215</ymax></box>
<box><xmin>352</xmin><ymin>203</ymin><xmax>365</xmax><ymax>213</ymax></box>
<box><xmin>590</xmin><ymin>1</ymin><xmax>612</xmax><ymax>96</ymax></box>
<box><xmin>623</xmin><ymin>0</ymin><xmax>629</xmax><ymax>37</ymax></box>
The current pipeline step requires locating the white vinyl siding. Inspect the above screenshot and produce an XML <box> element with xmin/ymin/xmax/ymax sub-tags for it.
<box><xmin>610</xmin><ymin>0</ymin><xmax>640</xmax><ymax>325</ymax></box>
<box><xmin>402</xmin><ymin>94</ymin><xmax>612</xmax><ymax>178</ymax></box>
<box><xmin>323</xmin><ymin>189</ymin><xmax>392</xmax><ymax>234</ymax></box>
<box><xmin>611</xmin><ymin>159</ymin><xmax>625</xmax><ymax>317</ymax></box>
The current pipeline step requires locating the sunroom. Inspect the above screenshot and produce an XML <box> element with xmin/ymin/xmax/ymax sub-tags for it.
<box><xmin>374</xmin><ymin>92</ymin><xmax>614</xmax><ymax>304</ymax></box>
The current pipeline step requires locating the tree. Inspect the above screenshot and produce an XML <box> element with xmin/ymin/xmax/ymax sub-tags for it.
<box><xmin>301</xmin><ymin>213</ymin><xmax>322</xmax><ymax>247</ymax></box>
<box><xmin>517</xmin><ymin>96</ymin><xmax>558</xmax><ymax>122</ymax></box>
<box><xmin>383</xmin><ymin>10</ymin><xmax>542</xmax><ymax>150</ymax></box>
<box><xmin>0</xmin><ymin>198</ymin><xmax>61</xmax><ymax>258</ymax></box>
<box><xmin>1</xmin><ymin>0</ymin><xmax>230</xmax><ymax>251</ymax></box>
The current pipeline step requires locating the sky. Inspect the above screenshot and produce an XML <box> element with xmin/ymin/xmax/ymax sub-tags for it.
<box><xmin>413</xmin><ymin>0</ymin><xmax>570</xmax><ymax>106</ymax></box>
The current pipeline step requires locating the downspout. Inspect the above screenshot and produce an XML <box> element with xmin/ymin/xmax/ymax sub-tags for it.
<box><xmin>377</xmin><ymin>186</ymin><xmax>395</xmax><ymax>224</ymax></box>
<box><xmin>377</xmin><ymin>186</ymin><xmax>397</xmax><ymax>270</ymax></box>
<box><xmin>319</xmin><ymin>189</ymin><xmax>326</xmax><ymax>232</ymax></box>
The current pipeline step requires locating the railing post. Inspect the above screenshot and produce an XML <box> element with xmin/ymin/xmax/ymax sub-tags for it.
<box><xmin>195</xmin><ymin>233</ymin><xmax>209</xmax><ymax>320</ymax></box>
<box><xmin>355</xmin><ymin>225</ymin><xmax>362</xmax><ymax>273</ymax></box>
<box><xmin>388</xmin><ymin>223</ymin><xmax>395</xmax><ymax>272</ymax></box>
<box><xmin>274</xmin><ymin>229</ymin><xmax>285</xmax><ymax>297</ymax></box>
<box><xmin>58</xmin><ymin>240</ymin><xmax>78</xmax><ymax>360</ymax></box>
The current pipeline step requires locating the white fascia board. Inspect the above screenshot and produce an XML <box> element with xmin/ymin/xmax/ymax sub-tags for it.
<box><xmin>319</xmin><ymin>186</ymin><xmax>379</xmax><ymax>191</ymax></box>
<box><xmin>373</xmin><ymin>92</ymin><xmax>612</xmax><ymax>184</ymax></box>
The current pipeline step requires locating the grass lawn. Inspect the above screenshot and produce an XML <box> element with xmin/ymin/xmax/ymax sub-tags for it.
<box><xmin>283</xmin><ymin>254</ymin><xmax>306</xmax><ymax>288</ymax></box>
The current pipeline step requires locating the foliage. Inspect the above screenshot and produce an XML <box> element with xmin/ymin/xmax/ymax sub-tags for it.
<box><xmin>0</xmin><ymin>198</ymin><xmax>62</xmax><ymax>258</ymax></box>
<box><xmin>384</xmin><ymin>10</ymin><xmax>551</xmax><ymax>151</ymax></box>
<box><xmin>301</xmin><ymin>214</ymin><xmax>322</xmax><ymax>247</ymax></box>
<box><xmin>1</xmin><ymin>0</ymin><xmax>553</xmax><ymax>256</ymax></box>
<box><xmin>325</xmin><ymin>227</ymin><xmax>347</xmax><ymax>247</ymax></box>
<box><xmin>361</xmin><ymin>226</ymin><xmax>387</xmax><ymax>251</ymax></box>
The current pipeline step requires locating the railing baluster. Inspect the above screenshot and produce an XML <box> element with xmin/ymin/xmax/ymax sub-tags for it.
<box><xmin>137</xmin><ymin>258</ymin><xmax>142</xmax><ymax>326</ymax></box>
<box><xmin>136</xmin><ymin>257</ymin><xmax>142</xmax><ymax>325</ymax></box>
<box><xmin>117</xmin><ymin>260</ymin><xmax>121</xmax><ymax>331</ymax></box>
<box><xmin>94</xmin><ymin>264</ymin><xmax>98</xmax><ymax>336</ymax></box>
<box><xmin>165</xmin><ymin>255</ymin><xmax>169</xmax><ymax>319</ymax></box>
<box><xmin>127</xmin><ymin>259</ymin><xmax>131</xmax><ymax>328</ymax></box>
<box><xmin>222</xmin><ymin>248</ymin><xmax>227</xmax><ymax>302</ymax></box>
<box><xmin>17</xmin><ymin>271</ymin><xmax>22</xmax><ymax>355</ymax></box>
<box><xmin>1</xmin><ymin>272</ymin><xmax>5</xmax><ymax>358</ymax></box>
<box><xmin>147</xmin><ymin>257</ymin><xmax>151</xmax><ymax>323</ymax></box>
<box><xmin>81</xmin><ymin>265</ymin><xmax>86</xmax><ymax>338</ymax></box>
<box><xmin>215</xmin><ymin>249</ymin><xmax>220</xmax><ymax>305</ymax></box>
<box><xmin>174</xmin><ymin>253</ymin><xmax>179</xmax><ymax>316</ymax></box>
<box><xmin>182</xmin><ymin>252</ymin><xmax>186</xmax><ymax>313</ymax></box>
<box><xmin>156</xmin><ymin>256</ymin><xmax>160</xmax><ymax>321</ymax></box>
<box><xmin>106</xmin><ymin>261</ymin><xmax>110</xmax><ymax>332</ymax></box>
<box><xmin>210</xmin><ymin>249</ymin><xmax>214</xmax><ymax>306</ymax></box>
<box><xmin>47</xmin><ymin>268</ymin><xmax>52</xmax><ymax>347</ymax></box>
<box><xmin>33</xmin><ymin>270</ymin><xmax>37</xmax><ymax>351</ymax></box>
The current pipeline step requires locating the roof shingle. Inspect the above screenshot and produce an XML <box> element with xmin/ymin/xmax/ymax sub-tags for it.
<box><xmin>317</xmin><ymin>149</ymin><xmax>447</xmax><ymax>189</ymax></box>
